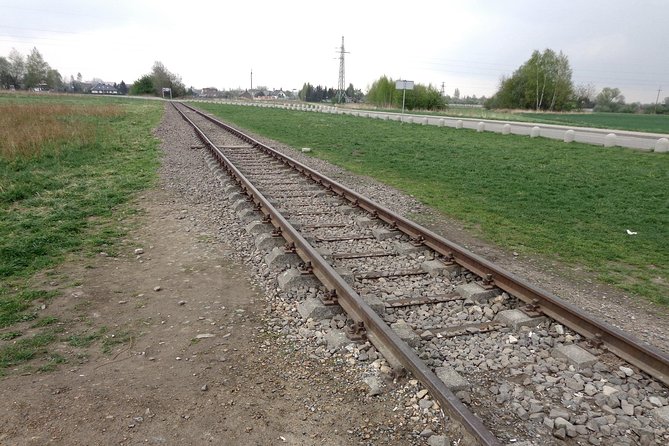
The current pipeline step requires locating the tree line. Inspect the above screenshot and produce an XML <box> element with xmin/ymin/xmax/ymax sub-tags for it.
<box><xmin>0</xmin><ymin>47</ymin><xmax>64</xmax><ymax>91</ymax></box>
<box><xmin>298</xmin><ymin>83</ymin><xmax>363</xmax><ymax>103</ymax></box>
<box><xmin>0</xmin><ymin>47</ymin><xmax>189</xmax><ymax>99</ymax></box>
<box><xmin>366</xmin><ymin>76</ymin><xmax>446</xmax><ymax>111</ymax></box>
<box><xmin>130</xmin><ymin>61</ymin><xmax>188</xmax><ymax>97</ymax></box>
<box><xmin>485</xmin><ymin>48</ymin><xmax>668</xmax><ymax>114</ymax></box>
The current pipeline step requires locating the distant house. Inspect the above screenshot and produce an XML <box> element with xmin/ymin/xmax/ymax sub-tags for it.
<box><xmin>271</xmin><ymin>90</ymin><xmax>287</xmax><ymax>99</ymax></box>
<box><xmin>238</xmin><ymin>90</ymin><xmax>253</xmax><ymax>100</ymax></box>
<box><xmin>199</xmin><ymin>87</ymin><xmax>219</xmax><ymax>98</ymax></box>
<box><xmin>91</xmin><ymin>83</ymin><xmax>119</xmax><ymax>95</ymax></box>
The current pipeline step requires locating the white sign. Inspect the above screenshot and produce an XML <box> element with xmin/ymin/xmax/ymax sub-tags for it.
<box><xmin>395</xmin><ymin>80</ymin><xmax>414</xmax><ymax>90</ymax></box>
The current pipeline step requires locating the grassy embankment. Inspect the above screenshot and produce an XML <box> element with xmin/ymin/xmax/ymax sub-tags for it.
<box><xmin>0</xmin><ymin>93</ymin><xmax>162</xmax><ymax>374</ymax></box>
<box><xmin>196</xmin><ymin>102</ymin><xmax>669</xmax><ymax>306</ymax></box>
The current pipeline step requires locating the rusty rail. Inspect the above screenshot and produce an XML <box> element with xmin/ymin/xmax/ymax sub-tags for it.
<box><xmin>177</xmin><ymin>101</ymin><xmax>669</xmax><ymax>389</ymax></box>
<box><xmin>172</xmin><ymin>103</ymin><xmax>502</xmax><ymax>446</ymax></box>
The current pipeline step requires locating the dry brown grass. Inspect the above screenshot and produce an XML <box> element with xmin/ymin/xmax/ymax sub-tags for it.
<box><xmin>0</xmin><ymin>104</ymin><xmax>122</xmax><ymax>159</ymax></box>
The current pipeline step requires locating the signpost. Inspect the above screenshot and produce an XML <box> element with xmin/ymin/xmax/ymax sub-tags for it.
<box><xmin>162</xmin><ymin>87</ymin><xmax>172</xmax><ymax>100</ymax></box>
<box><xmin>395</xmin><ymin>80</ymin><xmax>414</xmax><ymax>119</ymax></box>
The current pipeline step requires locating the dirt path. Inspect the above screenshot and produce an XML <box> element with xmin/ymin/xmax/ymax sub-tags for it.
<box><xmin>0</xmin><ymin>108</ymin><xmax>435</xmax><ymax>446</ymax></box>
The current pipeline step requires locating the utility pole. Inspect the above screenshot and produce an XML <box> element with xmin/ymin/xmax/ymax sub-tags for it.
<box><xmin>441</xmin><ymin>82</ymin><xmax>445</xmax><ymax>96</ymax></box>
<box><xmin>655</xmin><ymin>86</ymin><xmax>662</xmax><ymax>114</ymax></box>
<box><xmin>335</xmin><ymin>36</ymin><xmax>349</xmax><ymax>104</ymax></box>
<box><xmin>250</xmin><ymin>69</ymin><xmax>253</xmax><ymax>92</ymax></box>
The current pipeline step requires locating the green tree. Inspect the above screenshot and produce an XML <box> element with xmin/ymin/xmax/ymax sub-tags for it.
<box><xmin>366</xmin><ymin>75</ymin><xmax>396</xmax><ymax>108</ymax></box>
<box><xmin>118</xmin><ymin>80</ymin><xmax>128</xmax><ymax>95</ymax></box>
<box><xmin>45</xmin><ymin>68</ymin><xmax>63</xmax><ymax>90</ymax></box>
<box><xmin>7</xmin><ymin>48</ymin><xmax>25</xmax><ymax>88</ymax></box>
<box><xmin>24</xmin><ymin>47</ymin><xmax>49</xmax><ymax>89</ymax></box>
<box><xmin>129</xmin><ymin>62</ymin><xmax>186</xmax><ymax>97</ymax></box>
<box><xmin>345</xmin><ymin>83</ymin><xmax>355</xmax><ymax>99</ymax></box>
<box><xmin>486</xmin><ymin>49</ymin><xmax>574</xmax><ymax>111</ymax></box>
<box><xmin>130</xmin><ymin>75</ymin><xmax>154</xmax><ymax>95</ymax></box>
<box><xmin>594</xmin><ymin>87</ymin><xmax>626</xmax><ymax>112</ymax></box>
<box><xmin>0</xmin><ymin>57</ymin><xmax>11</xmax><ymax>88</ymax></box>
<box><xmin>574</xmin><ymin>83</ymin><xmax>596</xmax><ymax>109</ymax></box>
<box><xmin>151</xmin><ymin>61</ymin><xmax>186</xmax><ymax>97</ymax></box>
<box><xmin>367</xmin><ymin>76</ymin><xmax>445</xmax><ymax>110</ymax></box>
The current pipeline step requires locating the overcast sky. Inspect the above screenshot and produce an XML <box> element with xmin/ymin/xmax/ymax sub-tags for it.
<box><xmin>1</xmin><ymin>0</ymin><xmax>667</xmax><ymax>103</ymax></box>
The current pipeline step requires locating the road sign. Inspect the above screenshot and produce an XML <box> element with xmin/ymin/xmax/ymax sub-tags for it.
<box><xmin>395</xmin><ymin>80</ymin><xmax>414</xmax><ymax>90</ymax></box>
<box><xmin>396</xmin><ymin>80</ymin><xmax>414</xmax><ymax>116</ymax></box>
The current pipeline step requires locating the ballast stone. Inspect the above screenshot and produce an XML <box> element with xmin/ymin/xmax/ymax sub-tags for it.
<box><xmin>354</xmin><ymin>217</ymin><xmax>375</xmax><ymax>227</ymax></box>
<box><xmin>278</xmin><ymin>268</ymin><xmax>321</xmax><ymax>291</ymax></box>
<box><xmin>254</xmin><ymin>232</ymin><xmax>286</xmax><ymax>252</ymax></box>
<box><xmin>245</xmin><ymin>220</ymin><xmax>274</xmax><ymax>235</ymax></box>
<box><xmin>455</xmin><ymin>282</ymin><xmax>501</xmax><ymax>303</ymax></box>
<box><xmin>651</xmin><ymin>405</ymin><xmax>669</xmax><ymax>424</ymax></box>
<box><xmin>372</xmin><ymin>228</ymin><xmax>398</xmax><ymax>241</ymax></box>
<box><xmin>495</xmin><ymin>308</ymin><xmax>548</xmax><ymax>330</ymax></box>
<box><xmin>335</xmin><ymin>267</ymin><xmax>354</xmax><ymax>285</ymax></box>
<box><xmin>297</xmin><ymin>296</ymin><xmax>342</xmax><ymax>320</ymax></box>
<box><xmin>264</xmin><ymin>247</ymin><xmax>302</xmax><ymax>270</ymax></box>
<box><xmin>552</xmin><ymin>344</ymin><xmax>597</xmax><ymax>370</ymax></box>
<box><xmin>237</xmin><ymin>208</ymin><xmax>261</xmax><ymax>224</ymax></box>
<box><xmin>390</xmin><ymin>320</ymin><xmax>420</xmax><ymax>347</ymax></box>
<box><xmin>361</xmin><ymin>294</ymin><xmax>385</xmax><ymax>314</ymax></box>
<box><xmin>421</xmin><ymin>259</ymin><xmax>457</xmax><ymax>277</ymax></box>
<box><xmin>435</xmin><ymin>366</ymin><xmax>470</xmax><ymax>392</ymax></box>
<box><xmin>232</xmin><ymin>198</ymin><xmax>254</xmax><ymax>212</ymax></box>
<box><xmin>393</xmin><ymin>241</ymin><xmax>424</xmax><ymax>254</ymax></box>
<box><xmin>324</xmin><ymin>329</ymin><xmax>349</xmax><ymax>350</ymax></box>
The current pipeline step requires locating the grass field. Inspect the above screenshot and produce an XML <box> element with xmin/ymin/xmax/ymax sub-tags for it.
<box><xmin>517</xmin><ymin>112</ymin><xmax>669</xmax><ymax>134</ymax></box>
<box><xmin>374</xmin><ymin>105</ymin><xmax>669</xmax><ymax>134</ymax></box>
<box><xmin>0</xmin><ymin>93</ymin><xmax>162</xmax><ymax>373</ymax></box>
<box><xmin>196</xmin><ymin>102</ymin><xmax>669</xmax><ymax>306</ymax></box>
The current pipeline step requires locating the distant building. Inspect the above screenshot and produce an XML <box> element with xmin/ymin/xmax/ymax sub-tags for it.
<box><xmin>90</xmin><ymin>83</ymin><xmax>119</xmax><ymax>95</ymax></box>
<box><xmin>271</xmin><ymin>89</ymin><xmax>287</xmax><ymax>99</ymax></box>
<box><xmin>199</xmin><ymin>87</ymin><xmax>219</xmax><ymax>98</ymax></box>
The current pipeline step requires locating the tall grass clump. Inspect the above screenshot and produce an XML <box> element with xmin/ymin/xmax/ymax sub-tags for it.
<box><xmin>0</xmin><ymin>96</ymin><xmax>162</xmax><ymax>336</ymax></box>
<box><xmin>0</xmin><ymin>104</ymin><xmax>122</xmax><ymax>159</ymax></box>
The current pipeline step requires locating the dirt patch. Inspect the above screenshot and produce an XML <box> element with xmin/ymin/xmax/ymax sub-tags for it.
<box><xmin>0</xmin><ymin>109</ymin><xmax>437</xmax><ymax>445</ymax></box>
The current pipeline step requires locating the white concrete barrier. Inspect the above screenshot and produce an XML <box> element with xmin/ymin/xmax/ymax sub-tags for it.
<box><xmin>604</xmin><ymin>133</ymin><xmax>617</xmax><ymax>147</ymax></box>
<box><xmin>530</xmin><ymin>126</ymin><xmax>541</xmax><ymax>138</ymax></box>
<box><xmin>564</xmin><ymin>129</ymin><xmax>575</xmax><ymax>143</ymax></box>
<box><xmin>456</xmin><ymin>120</ymin><xmax>463</xmax><ymax>129</ymax></box>
<box><xmin>655</xmin><ymin>138</ymin><xmax>669</xmax><ymax>152</ymax></box>
<box><xmin>477</xmin><ymin>122</ymin><xmax>485</xmax><ymax>132</ymax></box>
<box><xmin>502</xmin><ymin>124</ymin><xmax>511</xmax><ymax>135</ymax></box>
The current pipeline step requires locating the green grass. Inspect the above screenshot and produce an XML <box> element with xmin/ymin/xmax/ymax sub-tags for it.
<box><xmin>0</xmin><ymin>93</ymin><xmax>163</xmax><ymax>371</ymax></box>
<box><xmin>517</xmin><ymin>112</ymin><xmax>669</xmax><ymax>134</ymax></box>
<box><xmin>365</xmin><ymin>105</ymin><xmax>669</xmax><ymax>134</ymax></box>
<box><xmin>194</xmin><ymin>102</ymin><xmax>669</xmax><ymax>305</ymax></box>
<box><xmin>0</xmin><ymin>331</ymin><xmax>56</xmax><ymax>370</ymax></box>
<box><xmin>67</xmin><ymin>329</ymin><xmax>103</xmax><ymax>348</ymax></box>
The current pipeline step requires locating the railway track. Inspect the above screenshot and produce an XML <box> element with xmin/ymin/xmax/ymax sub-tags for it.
<box><xmin>171</xmin><ymin>102</ymin><xmax>669</xmax><ymax>445</ymax></box>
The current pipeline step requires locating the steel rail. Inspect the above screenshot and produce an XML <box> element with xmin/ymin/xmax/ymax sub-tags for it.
<box><xmin>178</xmin><ymin>101</ymin><xmax>669</xmax><ymax>388</ymax></box>
<box><xmin>172</xmin><ymin>103</ymin><xmax>502</xmax><ymax>446</ymax></box>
